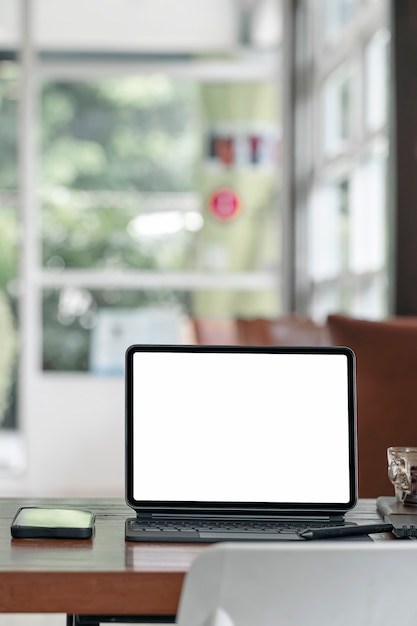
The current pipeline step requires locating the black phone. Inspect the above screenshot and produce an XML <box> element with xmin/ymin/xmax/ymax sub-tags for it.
<box><xmin>11</xmin><ymin>507</ymin><xmax>95</xmax><ymax>539</ymax></box>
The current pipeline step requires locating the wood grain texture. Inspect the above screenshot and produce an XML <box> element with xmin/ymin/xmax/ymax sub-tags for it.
<box><xmin>0</xmin><ymin>497</ymin><xmax>385</xmax><ymax>614</ymax></box>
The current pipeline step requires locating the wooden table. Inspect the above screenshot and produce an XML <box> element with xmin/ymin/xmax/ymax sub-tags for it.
<box><xmin>0</xmin><ymin>498</ymin><xmax>392</xmax><ymax>624</ymax></box>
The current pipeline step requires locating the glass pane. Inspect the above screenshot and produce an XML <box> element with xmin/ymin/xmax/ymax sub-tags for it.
<box><xmin>310</xmin><ymin>282</ymin><xmax>356</xmax><ymax>322</ymax></box>
<box><xmin>43</xmin><ymin>288</ymin><xmax>191</xmax><ymax>372</ymax></box>
<box><xmin>0</xmin><ymin>201</ymin><xmax>19</xmax><ymax>429</ymax></box>
<box><xmin>0</xmin><ymin>61</ymin><xmax>19</xmax><ymax>189</ymax></box>
<box><xmin>365</xmin><ymin>30</ymin><xmax>390</xmax><ymax>132</ymax></box>
<box><xmin>322</xmin><ymin>65</ymin><xmax>355</xmax><ymax>157</ymax></box>
<box><xmin>323</xmin><ymin>0</ymin><xmax>358</xmax><ymax>43</ymax></box>
<box><xmin>310</xmin><ymin>285</ymin><xmax>340</xmax><ymax>323</ymax></box>
<box><xmin>0</xmin><ymin>61</ymin><xmax>19</xmax><ymax>430</ymax></box>
<box><xmin>42</xmin><ymin>190</ymin><xmax>201</xmax><ymax>272</ymax></box>
<box><xmin>40</xmin><ymin>77</ymin><xmax>280</xmax><ymax>276</ymax></box>
<box><xmin>40</xmin><ymin>77</ymin><xmax>199</xmax><ymax>192</ymax></box>
<box><xmin>351</xmin><ymin>276</ymin><xmax>387</xmax><ymax>319</ymax></box>
<box><xmin>40</xmin><ymin>76</ymin><xmax>199</xmax><ymax>273</ymax></box>
<box><xmin>349</xmin><ymin>155</ymin><xmax>387</xmax><ymax>273</ymax></box>
<box><xmin>42</xmin><ymin>288</ymin><xmax>280</xmax><ymax>372</ymax></box>
<box><xmin>308</xmin><ymin>179</ymin><xmax>350</xmax><ymax>281</ymax></box>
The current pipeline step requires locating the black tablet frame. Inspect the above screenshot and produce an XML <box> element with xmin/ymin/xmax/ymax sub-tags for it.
<box><xmin>125</xmin><ymin>344</ymin><xmax>357</xmax><ymax>516</ymax></box>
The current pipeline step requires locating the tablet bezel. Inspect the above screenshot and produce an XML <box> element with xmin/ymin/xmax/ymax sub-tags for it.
<box><xmin>125</xmin><ymin>344</ymin><xmax>357</xmax><ymax>515</ymax></box>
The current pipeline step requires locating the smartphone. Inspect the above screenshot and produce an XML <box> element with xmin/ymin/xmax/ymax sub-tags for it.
<box><xmin>11</xmin><ymin>507</ymin><xmax>95</xmax><ymax>539</ymax></box>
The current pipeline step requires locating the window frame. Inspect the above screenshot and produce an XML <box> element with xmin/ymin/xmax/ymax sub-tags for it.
<box><xmin>293</xmin><ymin>0</ymin><xmax>390</xmax><ymax>320</ymax></box>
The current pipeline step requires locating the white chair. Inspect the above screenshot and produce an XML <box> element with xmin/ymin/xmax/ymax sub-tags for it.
<box><xmin>176</xmin><ymin>541</ymin><xmax>417</xmax><ymax>626</ymax></box>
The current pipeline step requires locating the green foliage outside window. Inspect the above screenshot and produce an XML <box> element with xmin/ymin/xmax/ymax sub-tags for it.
<box><xmin>0</xmin><ymin>72</ymin><xmax>279</xmax><ymax>374</ymax></box>
<box><xmin>0</xmin><ymin>62</ymin><xmax>19</xmax><ymax>190</ymax></box>
<box><xmin>40</xmin><ymin>77</ymin><xmax>199</xmax><ymax>192</ymax></box>
<box><xmin>40</xmin><ymin>76</ymin><xmax>200</xmax><ymax>371</ymax></box>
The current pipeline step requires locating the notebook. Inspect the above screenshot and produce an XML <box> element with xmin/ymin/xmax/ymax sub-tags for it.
<box><xmin>125</xmin><ymin>345</ymin><xmax>357</xmax><ymax>542</ymax></box>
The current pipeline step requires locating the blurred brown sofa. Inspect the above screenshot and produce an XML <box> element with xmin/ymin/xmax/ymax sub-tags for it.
<box><xmin>235</xmin><ymin>316</ymin><xmax>328</xmax><ymax>346</ymax></box>
<box><xmin>326</xmin><ymin>314</ymin><xmax>417</xmax><ymax>498</ymax></box>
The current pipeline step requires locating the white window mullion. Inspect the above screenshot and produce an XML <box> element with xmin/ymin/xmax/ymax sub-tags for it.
<box><xmin>38</xmin><ymin>58</ymin><xmax>280</xmax><ymax>83</ymax></box>
<box><xmin>39</xmin><ymin>269</ymin><xmax>279</xmax><ymax>291</ymax></box>
<box><xmin>19</xmin><ymin>0</ymin><xmax>42</xmax><ymax>431</ymax></box>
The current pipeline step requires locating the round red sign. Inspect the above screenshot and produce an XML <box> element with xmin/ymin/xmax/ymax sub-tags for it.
<box><xmin>208</xmin><ymin>188</ymin><xmax>241</xmax><ymax>221</ymax></box>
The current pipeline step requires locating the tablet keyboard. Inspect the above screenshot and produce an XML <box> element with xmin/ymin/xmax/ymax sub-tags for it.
<box><xmin>125</xmin><ymin>517</ymin><xmax>348</xmax><ymax>543</ymax></box>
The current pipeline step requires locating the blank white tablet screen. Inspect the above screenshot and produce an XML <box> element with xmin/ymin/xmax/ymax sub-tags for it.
<box><xmin>132</xmin><ymin>351</ymin><xmax>351</xmax><ymax>504</ymax></box>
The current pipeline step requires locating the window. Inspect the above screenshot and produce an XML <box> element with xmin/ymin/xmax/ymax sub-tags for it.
<box><xmin>365</xmin><ymin>29</ymin><xmax>390</xmax><ymax>132</ymax></box>
<box><xmin>0</xmin><ymin>0</ymin><xmax>282</xmax><ymax>492</ymax></box>
<box><xmin>322</xmin><ymin>64</ymin><xmax>355</xmax><ymax>158</ymax></box>
<box><xmin>38</xmin><ymin>73</ymin><xmax>281</xmax><ymax>372</ymax></box>
<box><xmin>294</xmin><ymin>0</ymin><xmax>390</xmax><ymax>321</ymax></box>
<box><xmin>0</xmin><ymin>58</ymin><xmax>19</xmax><ymax>431</ymax></box>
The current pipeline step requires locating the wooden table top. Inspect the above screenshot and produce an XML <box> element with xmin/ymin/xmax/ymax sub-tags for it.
<box><xmin>0</xmin><ymin>497</ymin><xmax>389</xmax><ymax>615</ymax></box>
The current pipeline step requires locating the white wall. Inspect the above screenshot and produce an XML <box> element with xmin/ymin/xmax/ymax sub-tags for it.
<box><xmin>0</xmin><ymin>0</ymin><xmax>238</xmax><ymax>52</ymax></box>
<box><xmin>0</xmin><ymin>376</ymin><xmax>125</xmax><ymax>497</ymax></box>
